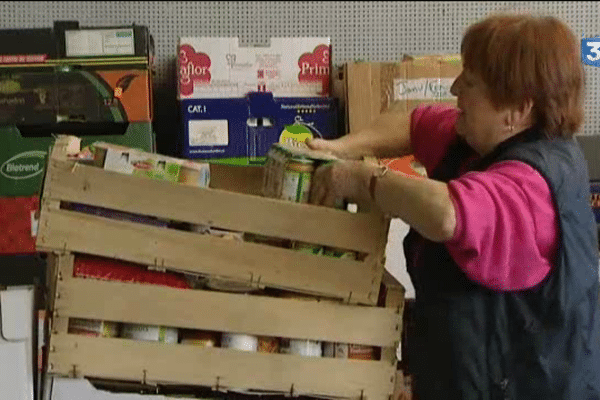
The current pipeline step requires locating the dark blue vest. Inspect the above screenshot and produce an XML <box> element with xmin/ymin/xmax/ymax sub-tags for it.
<box><xmin>403</xmin><ymin>127</ymin><xmax>600</xmax><ymax>399</ymax></box>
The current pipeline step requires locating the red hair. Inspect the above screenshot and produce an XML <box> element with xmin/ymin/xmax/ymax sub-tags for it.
<box><xmin>461</xmin><ymin>14</ymin><xmax>584</xmax><ymax>138</ymax></box>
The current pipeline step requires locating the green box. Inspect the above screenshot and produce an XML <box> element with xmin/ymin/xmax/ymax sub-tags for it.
<box><xmin>0</xmin><ymin>123</ymin><xmax>155</xmax><ymax>197</ymax></box>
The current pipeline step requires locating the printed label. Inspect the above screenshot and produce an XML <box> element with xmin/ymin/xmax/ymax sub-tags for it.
<box><xmin>0</xmin><ymin>151</ymin><xmax>46</xmax><ymax>180</ymax></box>
<box><xmin>188</xmin><ymin>120</ymin><xmax>229</xmax><ymax>146</ymax></box>
<box><xmin>65</xmin><ymin>29</ymin><xmax>135</xmax><ymax>57</ymax></box>
<box><xmin>582</xmin><ymin>37</ymin><xmax>600</xmax><ymax>67</ymax></box>
<box><xmin>179</xmin><ymin>45</ymin><xmax>212</xmax><ymax>96</ymax></box>
<box><xmin>393</xmin><ymin>78</ymin><xmax>456</xmax><ymax>101</ymax></box>
<box><xmin>297</xmin><ymin>44</ymin><xmax>330</xmax><ymax>95</ymax></box>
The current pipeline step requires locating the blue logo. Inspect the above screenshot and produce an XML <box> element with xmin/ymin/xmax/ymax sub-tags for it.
<box><xmin>582</xmin><ymin>37</ymin><xmax>600</xmax><ymax>67</ymax></box>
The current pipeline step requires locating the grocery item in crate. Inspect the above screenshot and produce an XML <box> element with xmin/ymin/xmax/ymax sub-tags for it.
<box><xmin>179</xmin><ymin>329</ymin><xmax>219</xmax><ymax>347</ymax></box>
<box><xmin>67</xmin><ymin>318</ymin><xmax>120</xmax><ymax>338</ymax></box>
<box><xmin>262</xmin><ymin>142</ymin><xmax>337</xmax><ymax>201</ymax></box>
<box><xmin>74</xmin><ymin>255</ymin><xmax>191</xmax><ymax>289</ymax></box>
<box><xmin>221</xmin><ymin>333</ymin><xmax>258</xmax><ymax>352</ymax></box>
<box><xmin>121</xmin><ymin>323</ymin><xmax>179</xmax><ymax>344</ymax></box>
<box><xmin>92</xmin><ymin>142</ymin><xmax>210</xmax><ymax>187</ymax></box>
<box><xmin>257</xmin><ymin>336</ymin><xmax>280</xmax><ymax>353</ymax></box>
<box><xmin>280</xmin><ymin>338</ymin><xmax>322</xmax><ymax>357</ymax></box>
<box><xmin>323</xmin><ymin>342</ymin><xmax>377</xmax><ymax>360</ymax></box>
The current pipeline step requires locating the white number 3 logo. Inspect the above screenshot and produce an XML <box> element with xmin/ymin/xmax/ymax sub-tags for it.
<box><xmin>587</xmin><ymin>42</ymin><xmax>600</xmax><ymax>62</ymax></box>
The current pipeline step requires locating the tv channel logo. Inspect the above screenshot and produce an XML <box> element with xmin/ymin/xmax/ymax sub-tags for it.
<box><xmin>582</xmin><ymin>37</ymin><xmax>600</xmax><ymax>67</ymax></box>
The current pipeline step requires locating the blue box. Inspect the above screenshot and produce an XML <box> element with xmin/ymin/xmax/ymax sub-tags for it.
<box><xmin>180</xmin><ymin>92</ymin><xmax>339</xmax><ymax>165</ymax></box>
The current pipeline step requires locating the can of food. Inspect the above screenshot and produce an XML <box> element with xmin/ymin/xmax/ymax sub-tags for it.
<box><xmin>68</xmin><ymin>318</ymin><xmax>119</xmax><ymax>338</ymax></box>
<box><xmin>179</xmin><ymin>329</ymin><xmax>218</xmax><ymax>347</ymax></box>
<box><xmin>293</xmin><ymin>241</ymin><xmax>324</xmax><ymax>256</ymax></box>
<box><xmin>280</xmin><ymin>338</ymin><xmax>322</xmax><ymax>357</ymax></box>
<box><xmin>280</xmin><ymin>157</ymin><xmax>315</xmax><ymax>203</ymax></box>
<box><xmin>221</xmin><ymin>333</ymin><xmax>258</xmax><ymax>352</ymax></box>
<box><xmin>120</xmin><ymin>323</ymin><xmax>179</xmax><ymax>344</ymax></box>
<box><xmin>257</xmin><ymin>336</ymin><xmax>280</xmax><ymax>353</ymax></box>
<box><xmin>323</xmin><ymin>342</ymin><xmax>376</xmax><ymax>360</ymax></box>
<box><xmin>178</xmin><ymin>160</ymin><xmax>210</xmax><ymax>188</ymax></box>
<box><xmin>323</xmin><ymin>247</ymin><xmax>358</xmax><ymax>260</ymax></box>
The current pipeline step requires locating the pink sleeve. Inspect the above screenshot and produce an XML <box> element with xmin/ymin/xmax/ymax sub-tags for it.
<box><xmin>446</xmin><ymin>161</ymin><xmax>558</xmax><ymax>291</ymax></box>
<box><xmin>410</xmin><ymin>104</ymin><xmax>460</xmax><ymax>175</ymax></box>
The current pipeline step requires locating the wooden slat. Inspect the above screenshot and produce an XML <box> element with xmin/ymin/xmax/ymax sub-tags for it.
<box><xmin>44</xmin><ymin>158</ymin><xmax>387</xmax><ymax>253</ymax></box>
<box><xmin>55</xmin><ymin>279</ymin><xmax>399</xmax><ymax>346</ymax></box>
<box><xmin>37</xmin><ymin>209</ymin><xmax>379</xmax><ymax>304</ymax></box>
<box><xmin>49</xmin><ymin>335</ymin><xmax>396</xmax><ymax>400</ymax></box>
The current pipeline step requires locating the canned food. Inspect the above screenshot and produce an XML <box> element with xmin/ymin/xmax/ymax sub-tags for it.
<box><xmin>68</xmin><ymin>318</ymin><xmax>119</xmax><ymax>338</ymax></box>
<box><xmin>323</xmin><ymin>342</ymin><xmax>376</xmax><ymax>360</ymax></box>
<box><xmin>293</xmin><ymin>241</ymin><xmax>324</xmax><ymax>256</ymax></box>
<box><xmin>179</xmin><ymin>329</ymin><xmax>218</xmax><ymax>347</ymax></box>
<box><xmin>280</xmin><ymin>157</ymin><xmax>315</xmax><ymax>203</ymax></box>
<box><xmin>257</xmin><ymin>336</ymin><xmax>280</xmax><ymax>353</ymax></box>
<box><xmin>323</xmin><ymin>248</ymin><xmax>358</xmax><ymax>260</ymax></box>
<box><xmin>280</xmin><ymin>338</ymin><xmax>322</xmax><ymax>357</ymax></box>
<box><xmin>120</xmin><ymin>323</ymin><xmax>178</xmax><ymax>344</ymax></box>
<box><xmin>221</xmin><ymin>333</ymin><xmax>258</xmax><ymax>352</ymax></box>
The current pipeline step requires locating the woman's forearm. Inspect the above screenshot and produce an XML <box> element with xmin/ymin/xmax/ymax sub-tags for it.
<box><xmin>373</xmin><ymin>171</ymin><xmax>456</xmax><ymax>242</ymax></box>
<box><xmin>310</xmin><ymin>110</ymin><xmax>413</xmax><ymax>159</ymax></box>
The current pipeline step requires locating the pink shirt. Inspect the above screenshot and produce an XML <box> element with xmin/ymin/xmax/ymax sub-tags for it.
<box><xmin>410</xmin><ymin>104</ymin><xmax>558</xmax><ymax>291</ymax></box>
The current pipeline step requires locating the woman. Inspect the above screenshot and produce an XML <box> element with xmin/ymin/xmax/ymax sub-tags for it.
<box><xmin>308</xmin><ymin>14</ymin><xmax>600</xmax><ymax>399</ymax></box>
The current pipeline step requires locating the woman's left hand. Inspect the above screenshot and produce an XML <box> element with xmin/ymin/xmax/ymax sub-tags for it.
<box><xmin>309</xmin><ymin>160</ymin><xmax>376</xmax><ymax>211</ymax></box>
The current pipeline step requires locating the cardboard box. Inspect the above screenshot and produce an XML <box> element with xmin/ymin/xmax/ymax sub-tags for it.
<box><xmin>181</xmin><ymin>93</ymin><xmax>339</xmax><ymax>164</ymax></box>
<box><xmin>0</xmin><ymin>285</ymin><xmax>37</xmax><ymax>400</ymax></box>
<box><xmin>337</xmin><ymin>55</ymin><xmax>462</xmax><ymax>134</ymax></box>
<box><xmin>0</xmin><ymin>21</ymin><xmax>154</xmax><ymax>125</ymax></box>
<box><xmin>0</xmin><ymin>123</ymin><xmax>153</xmax><ymax>255</ymax></box>
<box><xmin>177</xmin><ymin>37</ymin><xmax>339</xmax><ymax>164</ymax></box>
<box><xmin>335</xmin><ymin>55</ymin><xmax>461</xmax><ymax>175</ymax></box>
<box><xmin>177</xmin><ymin>37</ymin><xmax>331</xmax><ymax>99</ymax></box>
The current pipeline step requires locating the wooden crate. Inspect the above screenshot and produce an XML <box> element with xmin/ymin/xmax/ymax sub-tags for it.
<box><xmin>44</xmin><ymin>251</ymin><xmax>404</xmax><ymax>400</ymax></box>
<box><xmin>36</xmin><ymin>136</ymin><xmax>390</xmax><ymax>306</ymax></box>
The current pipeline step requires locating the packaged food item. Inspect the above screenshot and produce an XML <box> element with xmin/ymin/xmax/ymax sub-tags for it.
<box><xmin>323</xmin><ymin>342</ymin><xmax>377</xmax><ymax>360</ymax></box>
<box><xmin>280</xmin><ymin>338</ymin><xmax>322</xmax><ymax>357</ymax></box>
<box><xmin>179</xmin><ymin>329</ymin><xmax>219</xmax><ymax>347</ymax></box>
<box><xmin>68</xmin><ymin>318</ymin><xmax>119</xmax><ymax>338</ymax></box>
<box><xmin>221</xmin><ymin>333</ymin><xmax>258</xmax><ymax>352</ymax></box>
<box><xmin>257</xmin><ymin>336</ymin><xmax>280</xmax><ymax>353</ymax></box>
<box><xmin>120</xmin><ymin>323</ymin><xmax>179</xmax><ymax>344</ymax></box>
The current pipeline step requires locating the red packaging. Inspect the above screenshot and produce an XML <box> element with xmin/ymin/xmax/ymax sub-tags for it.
<box><xmin>74</xmin><ymin>255</ymin><xmax>191</xmax><ymax>289</ymax></box>
<box><xmin>0</xmin><ymin>195</ymin><xmax>39</xmax><ymax>254</ymax></box>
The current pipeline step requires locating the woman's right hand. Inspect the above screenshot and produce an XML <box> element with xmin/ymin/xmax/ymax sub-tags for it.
<box><xmin>306</xmin><ymin>137</ymin><xmax>363</xmax><ymax>160</ymax></box>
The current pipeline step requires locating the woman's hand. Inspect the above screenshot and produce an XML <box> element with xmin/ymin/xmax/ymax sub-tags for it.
<box><xmin>306</xmin><ymin>138</ymin><xmax>364</xmax><ymax>160</ymax></box>
<box><xmin>309</xmin><ymin>160</ymin><xmax>376</xmax><ymax>211</ymax></box>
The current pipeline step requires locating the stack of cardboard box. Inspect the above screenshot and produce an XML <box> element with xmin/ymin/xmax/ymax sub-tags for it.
<box><xmin>0</xmin><ymin>21</ymin><xmax>155</xmax><ymax>256</ymax></box>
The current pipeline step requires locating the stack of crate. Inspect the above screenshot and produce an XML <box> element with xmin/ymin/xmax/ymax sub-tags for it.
<box><xmin>37</xmin><ymin>136</ymin><xmax>404</xmax><ymax>400</ymax></box>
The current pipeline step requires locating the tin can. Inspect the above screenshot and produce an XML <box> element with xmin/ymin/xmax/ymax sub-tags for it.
<box><xmin>221</xmin><ymin>333</ymin><xmax>258</xmax><ymax>352</ymax></box>
<box><xmin>323</xmin><ymin>342</ymin><xmax>376</xmax><ymax>360</ymax></box>
<box><xmin>257</xmin><ymin>336</ymin><xmax>280</xmax><ymax>353</ymax></box>
<box><xmin>280</xmin><ymin>338</ymin><xmax>322</xmax><ymax>357</ymax></box>
<box><xmin>280</xmin><ymin>157</ymin><xmax>315</xmax><ymax>203</ymax></box>
<box><xmin>323</xmin><ymin>247</ymin><xmax>358</xmax><ymax>260</ymax></box>
<box><xmin>68</xmin><ymin>318</ymin><xmax>120</xmax><ymax>338</ymax></box>
<box><xmin>179</xmin><ymin>329</ymin><xmax>218</xmax><ymax>347</ymax></box>
<box><xmin>293</xmin><ymin>241</ymin><xmax>324</xmax><ymax>256</ymax></box>
<box><xmin>120</xmin><ymin>323</ymin><xmax>178</xmax><ymax>344</ymax></box>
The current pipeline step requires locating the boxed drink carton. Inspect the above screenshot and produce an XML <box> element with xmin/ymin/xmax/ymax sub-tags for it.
<box><xmin>177</xmin><ymin>37</ymin><xmax>340</xmax><ymax>165</ymax></box>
